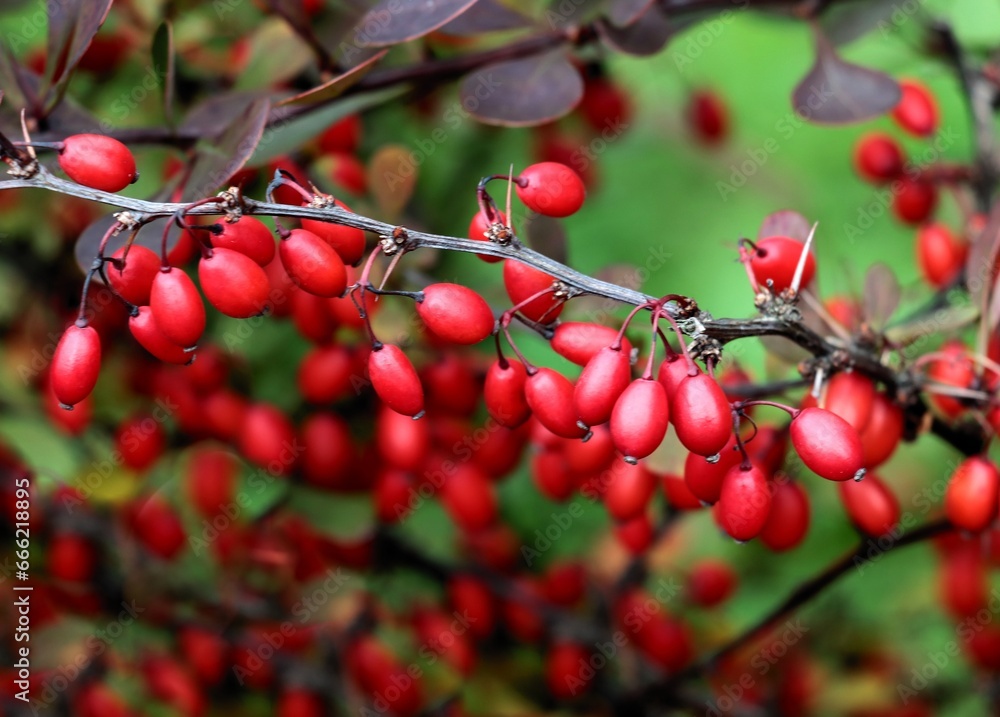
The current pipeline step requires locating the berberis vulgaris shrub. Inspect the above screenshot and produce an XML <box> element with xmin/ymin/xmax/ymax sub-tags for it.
<box><xmin>1</xmin><ymin>1</ymin><xmax>1000</xmax><ymax>716</ymax></box>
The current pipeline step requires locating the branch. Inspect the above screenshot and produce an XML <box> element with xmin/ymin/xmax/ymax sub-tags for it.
<box><xmin>640</xmin><ymin>518</ymin><xmax>952</xmax><ymax>703</ymax></box>
<box><xmin>0</xmin><ymin>169</ymin><xmax>988</xmax><ymax>456</ymax></box>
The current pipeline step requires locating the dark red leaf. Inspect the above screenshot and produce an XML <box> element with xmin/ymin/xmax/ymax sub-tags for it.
<box><xmin>758</xmin><ymin>210</ymin><xmax>811</xmax><ymax>242</ymax></box>
<box><xmin>180</xmin><ymin>92</ymin><xmax>271</xmax><ymax>137</ymax></box>
<box><xmin>352</xmin><ymin>0</ymin><xmax>480</xmax><ymax>47</ymax></box>
<box><xmin>524</xmin><ymin>213</ymin><xmax>568</xmax><ymax>266</ymax></box>
<box><xmin>596</xmin><ymin>7</ymin><xmax>674</xmax><ymax>57</ymax></box>
<box><xmin>459</xmin><ymin>50</ymin><xmax>583</xmax><ymax>127</ymax></box>
<box><xmin>606</xmin><ymin>0</ymin><xmax>655</xmax><ymax>27</ymax></box>
<box><xmin>151</xmin><ymin>21</ymin><xmax>176</xmax><ymax>127</ymax></box>
<box><xmin>863</xmin><ymin>263</ymin><xmax>900</xmax><ymax>330</ymax></box>
<box><xmin>438</xmin><ymin>0</ymin><xmax>534</xmax><ymax>35</ymax></box>
<box><xmin>792</xmin><ymin>28</ymin><xmax>901</xmax><ymax>125</ymax></box>
<box><xmin>182</xmin><ymin>98</ymin><xmax>271</xmax><ymax>201</ymax></box>
<box><xmin>819</xmin><ymin>0</ymin><xmax>904</xmax><ymax>46</ymax></box>
<box><xmin>966</xmin><ymin>201</ymin><xmax>1000</xmax><ymax>307</ymax></box>
<box><xmin>44</xmin><ymin>0</ymin><xmax>115</xmax><ymax>95</ymax></box>
<box><xmin>277</xmin><ymin>50</ymin><xmax>388</xmax><ymax>107</ymax></box>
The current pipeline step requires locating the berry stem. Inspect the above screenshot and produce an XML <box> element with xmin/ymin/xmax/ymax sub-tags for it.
<box><xmin>737</xmin><ymin>399</ymin><xmax>799</xmax><ymax>416</ymax></box>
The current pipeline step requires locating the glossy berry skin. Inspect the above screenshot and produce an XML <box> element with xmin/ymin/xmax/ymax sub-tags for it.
<box><xmin>279</xmin><ymin>228</ymin><xmax>347</xmax><ymax>297</ymax></box>
<box><xmin>115</xmin><ymin>414</ymin><xmax>166</xmax><ymax>471</ymax></box>
<box><xmin>917</xmin><ymin>223</ymin><xmax>966</xmax><ymax>289</ymax></box>
<box><xmin>760</xmin><ymin>480</ymin><xmax>810</xmax><ymax>551</ymax></box>
<box><xmin>926</xmin><ymin>342</ymin><xmax>975</xmax><ymax>419</ymax></box>
<box><xmin>687</xmin><ymin>89</ymin><xmax>728</xmax><ymax>145</ymax></box>
<box><xmin>484</xmin><ymin>359</ymin><xmax>531</xmax><ymax>428</ymax></box>
<box><xmin>515</xmin><ymin>162</ymin><xmax>586</xmax><ymax>217</ymax></box>
<box><xmin>717</xmin><ymin>463</ymin><xmax>771</xmax><ymax>542</ymax></box>
<box><xmin>198</xmin><ymin>248</ymin><xmax>270</xmax><ymax>318</ymax></box>
<box><xmin>132</xmin><ymin>496</ymin><xmax>186</xmax><ymax>560</ymax></box>
<box><xmin>552</xmin><ymin>322</ymin><xmax>632</xmax><ymax>366</ymax></box>
<box><xmin>532</xmin><ymin>449</ymin><xmax>576</xmax><ymax>501</ymax></box>
<box><xmin>51</xmin><ymin>324</ymin><xmax>101</xmax><ymax>408</ymax></box>
<box><xmin>239</xmin><ymin>403</ymin><xmax>298</xmax><ymax>476</ymax></box>
<box><xmin>683</xmin><ymin>435</ymin><xmax>741</xmax><ymax>504</ymax></box>
<box><xmin>892</xmin><ymin>79</ymin><xmax>938</xmax><ymax>137</ymax></box>
<box><xmin>525</xmin><ymin>368</ymin><xmax>587</xmax><ymax>438</ymax></box>
<box><xmin>107</xmin><ymin>245</ymin><xmax>159</xmax><ymax>304</ymax></box>
<box><xmin>672</xmin><ymin>374</ymin><xmax>732</xmax><ymax>457</ymax></box>
<box><xmin>945</xmin><ymin>457</ymin><xmax>1000</xmax><ymax>532</ymax></box>
<box><xmin>839</xmin><ymin>474</ymin><xmax>900</xmax><ymax>537</ymax></box>
<box><xmin>610</xmin><ymin>378</ymin><xmax>669</xmax><ymax>462</ymax></box>
<box><xmin>369</xmin><ymin>344</ymin><xmax>424</xmax><ymax>417</ymax></box>
<box><xmin>574</xmin><ymin>346</ymin><xmax>632</xmax><ymax>427</ymax></box>
<box><xmin>893</xmin><ymin>178</ymin><xmax>937</xmax><ymax>224</ymax></box>
<box><xmin>417</xmin><ymin>283</ymin><xmax>495</xmax><ymax>344</ymax></box>
<box><xmin>854</xmin><ymin>133</ymin><xmax>905</xmax><ymax>183</ymax></box>
<box><xmin>129</xmin><ymin>306</ymin><xmax>191</xmax><ymax>364</ymax></box>
<box><xmin>790</xmin><ymin>407</ymin><xmax>865</xmax><ymax>482</ymax></box>
<box><xmin>317</xmin><ymin>114</ymin><xmax>362</xmax><ymax>154</ymax></box>
<box><xmin>58</xmin><ymin>134</ymin><xmax>137</xmax><ymax>192</ymax></box>
<box><xmin>859</xmin><ymin>392</ymin><xmax>904</xmax><ymax>468</ymax></box>
<box><xmin>301</xmin><ymin>199</ymin><xmax>366</xmax><ymax>266</ymax></box>
<box><xmin>824</xmin><ymin>371</ymin><xmax>876</xmax><ymax>434</ymax></box>
<box><xmin>150</xmin><ymin>267</ymin><xmax>206</xmax><ymax>349</ymax></box>
<box><xmin>749</xmin><ymin>236</ymin><xmax>815</xmax><ymax>292</ymax></box>
<box><xmin>657</xmin><ymin>356</ymin><xmax>694</xmax><ymax>403</ymax></box>
<box><xmin>614</xmin><ymin>512</ymin><xmax>655</xmax><ymax>554</ymax></box>
<box><xmin>211</xmin><ymin>216</ymin><xmax>275</xmax><ymax>266</ymax></box>
<box><xmin>503</xmin><ymin>260</ymin><xmax>564</xmax><ymax>323</ymax></box>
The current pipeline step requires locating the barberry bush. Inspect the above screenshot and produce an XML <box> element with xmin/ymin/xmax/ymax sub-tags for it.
<box><xmin>1</xmin><ymin>1</ymin><xmax>1000</xmax><ymax>716</ymax></box>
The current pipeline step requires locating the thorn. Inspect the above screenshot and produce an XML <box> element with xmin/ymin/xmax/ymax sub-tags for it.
<box><xmin>790</xmin><ymin>221</ymin><xmax>817</xmax><ymax>294</ymax></box>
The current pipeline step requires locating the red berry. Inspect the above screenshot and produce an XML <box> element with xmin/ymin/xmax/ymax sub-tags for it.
<box><xmin>515</xmin><ymin>162</ymin><xmax>586</xmax><ymax>217</ymax></box>
<box><xmin>839</xmin><ymin>473</ymin><xmax>900</xmax><ymax>537</ymax></box>
<box><xmin>198</xmin><ymin>248</ymin><xmax>271</xmax><ymax>318</ymax></box>
<box><xmin>859</xmin><ymin>393</ymin><xmax>904</xmax><ymax>468</ymax></box>
<box><xmin>48</xmin><ymin>533</ymin><xmax>95</xmax><ymax>582</ymax></box>
<box><xmin>657</xmin><ymin>356</ymin><xmax>694</xmax><ymax>402</ymax></box>
<box><xmin>317</xmin><ymin>114</ymin><xmax>362</xmax><ymax>154</ymax></box>
<box><xmin>75</xmin><ymin>684</ymin><xmax>131</xmax><ymax>717</ymax></box>
<box><xmin>416</xmin><ymin>283</ymin><xmax>495</xmax><ymax>344</ymax></box>
<box><xmin>610</xmin><ymin>378</ymin><xmax>668</xmax><ymax>462</ymax></box>
<box><xmin>503</xmin><ymin>259</ymin><xmax>564</xmax><ymax>323</ymax></box>
<box><xmin>563</xmin><ymin>423</ymin><xmax>615</xmax><ymax>475</ymax></box>
<box><xmin>823</xmin><ymin>371</ymin><xmax>876</xmax><ymax>434</ymax></box>
<box><xmin>760</xmin><ymin>480</ymin><xmax>810</xmax><ymax>551</ymax></box>
<box><xmin>605</xmin><ymin>458</ymin><xmax>656</xmax><ymax>521</ymax></box>
<box><xmin>375</xmin><ymin>469</ymin><xmax>414</xmax><ymax>522</ymax></box>
<box><xmin>662</xmin><ymin>472</ymin><xmax>705</xmax><ymax>510</ymax></box>
<box><xmin>672</xmin><ymin>373</ymin><xmax>732</xmax><ymax>457</ymax></box>
<box><xmin>552</xmin><ymin>321</ymin><xmax>632</xmax><ymax>365</ymax></box>
<box><xmin>279</xmin><ymin>228</ymin><xmax>347</xmax><ymax>297</ymax></box>
<box><xmin>114</xmin><ymin>413</ymin><xmax>167</xmax><ymax>471</ymax></box>
<box><xmin>132</xmin><ymin>496</ymin><xmax>186</xmax><ymax>559</ymax></box>
<box><xmin>300</xmin><ymin>199</ymin><xmax>367</xmax><ymax>266</ymax></box>
<box><xmin>790</xmin><ymin>407</ymin><xmax>865</xmax><ymax>481</ymax></box>
<box><xmin>926</xmin><ymin>342</ymin><xmax>975</xmax><ymax>419</ymax></box>
<box><xmin>51</xmin><ymin>323</ymin><xmax>101</xmax><ymax>408</ymax></box>
<box><xmin>687</xmin><ymin>559</ymin><xmax>737</xmax><ymax>607</ymax></box>
<box><xmin>945</xmin><ymin>456</ymin><xmax>1000</xmax><ymax>532</ymax></box>
<box><xmin>683</xmin><ymin>434</ymin><xmax>741</xmax><ymax>504</ymax></box>
<box><xmin>129</xmin><ymin>306</ymin><xmax>192</xmax><ymax>364</ymax></box>
<box><xmin>579</xmin><ymin>76</ymin><xmax>631</xmax><ymax>133</ymax></box>
<box><xmin>916</xmin><ymin>223</ymin><xmax>966</xmax><ymax>288</ymax></box>
<box><xmin>107</xmin><ymin>245</ymin><xmax>159</xmax><ymax>304</ymax></box>
<box><xmin>717</xmin><ymin>463</ymin><xmax>771</xmax><ymax>541</ymax></box>
<box><xmin>893</xmin><ymin>178</ymin><xmax>937</xmax><ymax>224</ymax></box>
<box><xmin>546</xmin><ymin>642</ymin><xmax>593</xmax><ymax>699</ymax></box>
<box><xmin>854</xmin><ymin>133</ymin><xmax>905</xmax><ymax>183</ymax></box>
<box><xmin>238</xmin><ymin>403</ymin><xmax>298</xmax><ymax>476</ymax></box>
<box><xmin>892</xmin><ymin>79</ymin><xmax>938</xmax><ymax>137</ymax></box>
<box><xmin>532</xmin><ymin>449</ymin><xmax>576</xmax><ymax>501</ymax></box>
<box><xmin>150</xmin><ymin>267</ymin><xmax>206</xmax><ymax>349</ymax></box>
<box><xmin>614</xmin><ymin>512</ymin><xmax>655</xmax><ymax>554</ymax></box>
<box><xmin>322</xmin><ymin>151</ymin><xmax>368</xmax><ymax>195</ymax></box>
<box><xmin>298</xmin><ymin>344</ymin><xmax>355</xmax><ymax>403</ymax></box>
<box><xmin>369</xmin><ymin>343</ymin><xmax>424</xmax><ymax>417</ymax></box>
<box><xmin>574</xmin><ymin>346</ymin><xmax>631</xmax><ymax>427</ymax></box>
<box><xmin>186</xmin><ymin>446</ymin><xmax>238</xmax><ymax>519</ymax></box>
<box><xmin>300</xmin><ymin>412</ymin><xmax>355</xmax><ymax>488</ymax></box>
<box><xmin>211</xmin><ymin>216</ymin><xmax>275</xmax><ymax>266</ymax></box>
<box><xmin>749</xmin><ymin>236</ymin><xmax>816</xmax><ymax>292</ymax></box>
<box><xmin>178</xmin><ymin>626</ymin><xmax>228</xmax><ymax>687</ymax></box>
<box><xmin>687</xmin><ymin>89</ymin><xmax>728</xmax><ymax>145</ymax></box>
<box><xmin>541</xmin><ymin>561</ymin><xmax>587</xmax><ymax>606</ymax></box>
<box><xmin>448</xmin><ymin>575</ymin><xmax>495</xmax><ymax>640</ymax></box>
<box><xmin>58</xmin><ymin>134</ymin><xmax>137</xmax><ymax>192</ymax></box>
<box><xmin>290</xmin><ymin>289</ymin><xmax>337</xmax><ymax>343</ymax></box>
<box><xmin>525</xmin><ymin>368</ymin><xmax>587</xmax><ymax>438</ymax></box>
<box><xmin>441</xmin><ymin>463</ymin><xmax>497</xmax><ymax>532</ymax></box>
<box><xmin>467</xmin><ymin>209</ymin><xmax>507</xmax><ymax>263</ymax></box>
<box><xmin>484</xmin><ymin>359</ymin><xmax>531</xmax><ymax>428</ymax></box>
